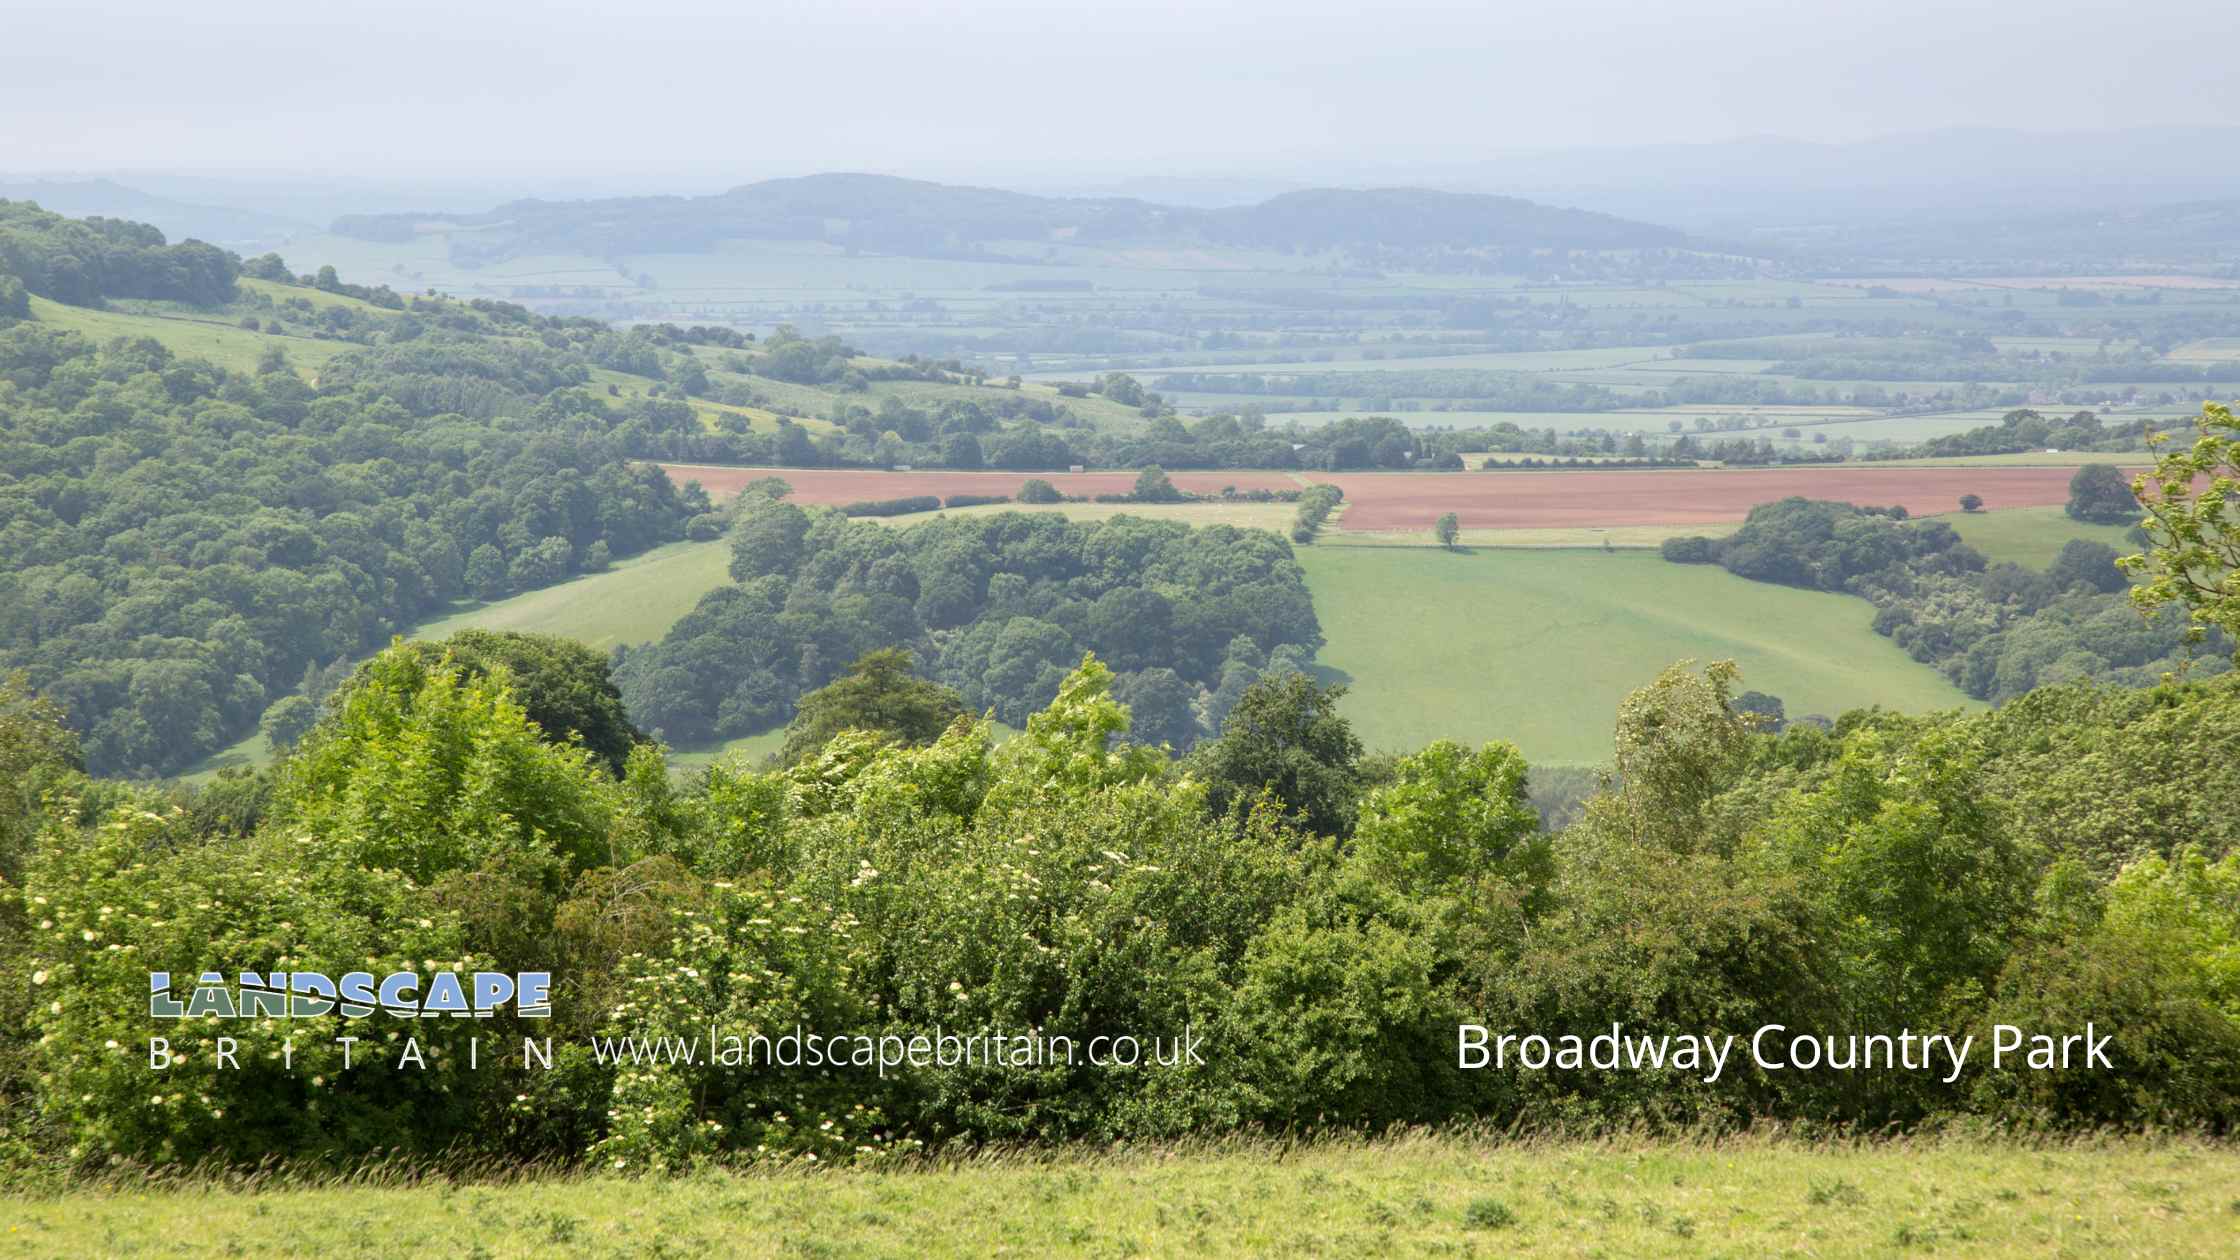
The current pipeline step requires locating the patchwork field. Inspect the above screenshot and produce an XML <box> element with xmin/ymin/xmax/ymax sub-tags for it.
<box><xmin>658</xmin><ymin>463</ymin><xmax>1303</xmax><ymax>503</ymax></box>
<box><xmin>657</xmin><ymin>462</ymin><xmax>2131</xmax><ymax>533</ymax></box>
<box><xmin>9</xmin><ymin>1136</ymin><xmax>2231</xmax><ymax>1258</ymax></box>
<box><xmin>1298</xmin><ymin>547</ymin><xmax>1975</xmax><ymax>762</ymax></box>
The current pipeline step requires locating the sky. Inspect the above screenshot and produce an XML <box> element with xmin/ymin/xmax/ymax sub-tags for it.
<box><xmin>4</xmin><ymin>0</ymin><xmax>2238</xmax><ymax>183</ymax></box>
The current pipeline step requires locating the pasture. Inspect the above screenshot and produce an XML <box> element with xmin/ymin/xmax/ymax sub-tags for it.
<box><xmin>1298</xmin><ymin>547</ymin><xmax>1974</xmax><ymax>762</ymax></box>
<box><xmin>24</xmin><ymin>295</ymin><xmax>352</xmax><ymax>377</ymax></box>
<box><xmin>7</xmin><ymin>1136</ymin><xmax>2230</xmax><ymax>1258</ymax></box>
<box><xmin>410</xmin><ymin>540</ymin><xmax>735</xmax><ymax>651</ymax></box>
<box><xmin>1938</xmin><ymin>505</ymin><xmax>2143</xmax><ymax>569</ymax></box>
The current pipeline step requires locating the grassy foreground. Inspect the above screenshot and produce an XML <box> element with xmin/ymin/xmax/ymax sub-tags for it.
<box><xmin>6</xmin><ymin>1136</ymin><xmax>2233</xmax><ymax>1258</ymax></box>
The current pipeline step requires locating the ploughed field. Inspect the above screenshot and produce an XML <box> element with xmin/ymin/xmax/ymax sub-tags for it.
<box><xmin>657</xmin><ymin>463</ymin><xmax>1303</xmax><ymax>502</ymax></box>
<box><xmin>1307</xmin><ymin>465</ymin><xmax>2135</xmax><ymax>532</ymax></box>
<box><xmin>660</xmin><ymin>462</ymin><xmax>2134</xmax><ymax>532</ymax></box>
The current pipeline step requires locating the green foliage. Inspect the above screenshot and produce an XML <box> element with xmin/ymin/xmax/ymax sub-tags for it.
<box><xmin>0</xmin><ymin>200</ymin><xmax>239</xmax><ymax>306</ymax></box>
<box><xmin>1669</xmin><ymin>498</ymin><xmax>2224</xmax><ymax>704</ymax></box>
<box><xmin>404</xmin><ymin>630</ymin><xmax>645</xmax><ymax>775</ymax></box>
<box><xmin>2124</xmin><ymin>401</ymin><xmax>2240</xmax><ymax>652</ymax></box>
<box><xmin>18</xmin><ymin>805</ymin><xmax>495</xmax><ymax>1167</ymax></box>
<box><xmin>1018</xmin><ymin>477</ymin><xmax>1062</xmax><ymax>504</ymax></box>
<box><xmin>1131</xmin><ymin>466</ymin><xmax>1183</xmax><ymax>503</ymax></box>
<box><xmin>0</xmin><ymin>325</ymin><xmax>688</xmax><ymax>776</ymax></box>
<box><xmin>267</xmin><ymin>644</ymin><xmax>618</xmax><ymax>883</ymax></box>
<box><xmin>1192</xmin><ymin>672</ymin><xmax>1364</xmax><ymax>837</ymax></box>
<box><xmin>626</xmin><ymin>508</ymin><xmax>1320</xmax><ymax>751</ymax></box>
<box><xmin>776</xmin><ymin>648</ymin><xmax>966</xmax><ymax>766</ymax></box>
<box><xmin>2048</xmin><ymin>538</ymin><xmax>2129</xmax><ymax>594</ymax></box>
<box><xmin>1755</xmin><ymin>729</ymin><xmax>2031</xmax><ymax>1043</ymax></box>
<box><xmin>1351</xmin><ymin>740</ymin><xmax>1539</xmax><ymax>891</ymax></box>
<box><xmin>1433</xmin><ymin>512</ymin><xmax>1460</xmax><ymax>547</ymax></box>
<box><xmin>2066</xmin><ymin>462</ymin><xmax>2140</xmax><ymax>524</ymax></box>
<box><xmin>258</xmin><ymin>694</ymin><xmax>317</xmax><ymax>750</ymax></box>
<box><xmin>11</xmin><ymin>640</ymin><xmax>2240</xmax><ymax>1176</ymax></box>
<box><xmin>1979</xmin><ymin>850</ymin><xmax>2240</xmax><ymax>1128</ymax></box>
<box><xmin>0</xmin><ymin>668</ymin><xmax>81</xmax><ymax>883</ymax></box>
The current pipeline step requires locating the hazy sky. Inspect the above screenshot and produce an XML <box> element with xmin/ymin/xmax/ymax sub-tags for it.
<box><xmin>6</xmin><ymin>0</ymin><xmax>2238</xmax><ymax>180</ymax></box>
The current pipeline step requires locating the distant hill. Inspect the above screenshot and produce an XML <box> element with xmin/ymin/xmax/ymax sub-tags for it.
<box><xmin>330</xmin><ymin>173</ymin><xmax>1706</xmax><ymax>266</ymax></box>
<box><xmin>0</xmin><ymin>178</ymin><xmax>307</xmax><ymax>248</ymax></box>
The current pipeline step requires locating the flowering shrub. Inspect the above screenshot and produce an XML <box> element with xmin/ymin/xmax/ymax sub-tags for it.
<box><xmin>591</xmin><ymin>880</ymin><xmax>896</xmax><ymax>1171</ymax></box>
<box><xmin>22</xmin><ymin>805</ymin><xmax>499</xmax><ymax>1166</ymax></box>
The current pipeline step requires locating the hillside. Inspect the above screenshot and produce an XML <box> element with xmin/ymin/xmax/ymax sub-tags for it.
<box><xmin>329</xmin><ymin>172</ymin><xmax>1708</xmax><ymax>267</ymax></box>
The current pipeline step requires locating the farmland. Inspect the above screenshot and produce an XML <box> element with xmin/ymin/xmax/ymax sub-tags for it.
<box><xmin>659</xmin><ymin>461</ymin><xmax>2129</xmax><ymax>533</ymax></box>
<box><xmin>1297</xmin><ymin>547</ymin><xmax>1975</xmax><ymax>762</ymax></box>
<box><xmin>658</xmin><ymin>463</ymin><xmax>1303</xmax><ymax>503</ymax></box>
<box><xmin>10</xmin><ymin>1136</ymin><xmax>2231</xmax><ymax>1259</ymax></box>
<box><xmin>1939</xmin><ymin>505</ymin><xmax>2144</xmax><ymax>568</ymax></box>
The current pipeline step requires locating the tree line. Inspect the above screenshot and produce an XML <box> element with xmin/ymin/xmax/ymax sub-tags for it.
<box><xmin>613</xmin><ymin>492</ymin><xmax>1323</xmax><ymax>751</ymax></box>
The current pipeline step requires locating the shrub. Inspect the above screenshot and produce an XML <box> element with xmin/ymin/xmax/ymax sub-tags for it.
<box><xmin>839</xmin><ymin>495</ymin><xmax>941</xmax><ymax>517</ymax></box>
<box><xmin>1018</xmin><ymin>478</ymin><xmax>1062</xmax><ymax>504</ymax></box>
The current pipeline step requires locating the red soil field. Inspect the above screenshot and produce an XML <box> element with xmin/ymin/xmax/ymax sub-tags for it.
<box><xmin>657</xmin><ymin>462</ymin><xmax>2139</xmax><ymax>532</ymax></box>
<box><xmin>1313</xmin><ymin>465</ymin><xmax>2139</xmax><ymax>532</ymax></box>
<box><xmin>658</xmin><ymin>464</ymin><xmax>1303</xmax><ymax>503</ymax></box>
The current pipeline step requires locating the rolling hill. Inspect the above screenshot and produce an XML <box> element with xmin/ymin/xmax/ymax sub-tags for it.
<box><xmin>329</xmin><ymin>173</ymin><xmax>1709</xmax><ymax>267</ymax></box>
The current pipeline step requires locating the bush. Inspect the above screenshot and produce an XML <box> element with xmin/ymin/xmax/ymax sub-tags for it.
<box><xmin>839</xmin><ymin>495</ymin><xmax>942</xmax><ymax>518</ymax></box>
<box><xmin>1018</xmin><ymin>478</ymin><xmax>1062</xmax><ymax>504</ymax></box>
<box><xmin>941</xmin><ymin>494</ymin><xmax>1009</xmax><ymax>509</ymax></box>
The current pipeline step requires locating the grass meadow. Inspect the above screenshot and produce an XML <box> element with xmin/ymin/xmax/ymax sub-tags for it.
<box><xmin>409</xmin><ymin>540</ymin><xmax>735</xmax><ymax>651</ymax></box>
<box><xmin>25</xmin><ymin>296</ymin><xmax>353</xmax><ymax>377</ymax></box>
<box><xmin>1938</xmin><ymin>506</ymin><xmax>2142</xmax><ymax>569</ymax></box>
<box><xmin>1297</xmin><ymin>547</ymin><xmax>1975</xmax><ymax>762</ymax></box>
<box><xmin>5</xmin><ymin>1135</ymin><xmax>2232</xmax><ymax>1258</ymax></box>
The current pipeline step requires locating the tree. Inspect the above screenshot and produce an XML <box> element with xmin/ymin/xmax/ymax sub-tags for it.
<box><xmin>1351</xmin><ymin>739</ymin><xmax>1538</xmax><ymax>890</ymax></box>
<box><xmin>269</xmin><ymin>643</ymin><xmax>619</xmax><ymax>881</ymax></box>
<box><xmin>1019</xmin><ymin>478</ymin><xmax>1061</xmax><ymax>504</ymax></box>
<box><xmin>1131</xmin><ymin>466</ymin><xmax>1183</xmax><ymax>503</ymax></box>
<box><xmin>1959</xmin><ymin>493</ymin><xmax>1984</xmax><ymax>513</ymax></box>
<box><xmin>1192</xmin><ymin>672</ymin><xmax>1364</xmax><ymax>836</ymax></box>
<box><xmin>259</xmin><ymin>694</ymin><xmax>319</xmax><ymax>750</ymax></box>
<box><xmin>1731</xmin><ymin>689</ymin><xmax>1787</xmax><ymax>731</ymax></box>
<box><xmin>406</xmin><ymin>630</ymin><xmax>647</xmax><ymax>774</ymax></box>
<box><xmin>2049</xmin><ymin>539</ymin><xmax>2128</xmax><ymax>594</ymax></box>
<box><xmin>777</xmin><ymin>648</ymin><xmax>966</xmax><ymax>766</ymax></box>
<box><xmin>1434</xmin><ymin>512</ymin><xmax>1460</xmax><ymax>548</ymax></box>
<box><xmin>729</xmin><ymin>497</ymin><xmax>811</xmax><ymax>581</ymax></box>
<box><xmin>1111</xmin><ymin>667</ymin><xmax>1199</xmax><ymax>750</ymax></box>
<box><xmin>2123</xmin><ymin>401</ymin><xmax>2240</xmax><ymax>650</ymax></box>
<box><xmin>0</xmin><ymin>669</ymin><xmax>81</xmax><ymax>880</ymax></box>
<box><xmin>2066</xmin><ymin>463</ymin><xmax>2137</xmax><ymax>524</ymax></box>
<box><xmin>466</xmin><ymin>543</ymin><xmax>508</xmax><ymax>600</ymax></box>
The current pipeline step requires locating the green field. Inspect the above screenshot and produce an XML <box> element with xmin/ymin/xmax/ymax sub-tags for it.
<box><xmin>24</xmin><ymin>295</ymin><xmax>352</xmax><ymax>377</ymax></box>
<box><xmin>1938</xmin><ymin>506</ymin><xmax>2142</xmax><ymax>569</ymax></box>
<box><xmin>7</xmin><ymin>1136</ymin><xmax>2231</xmax><ymax>1258</ymax></box>
<box><xmin>410</xmin><ymin>540</ymin><xmax>734</xmax><ymax>652</ymax></box>
<box><xmin>181</xmin><ymin>541</ymin><xmax>736</xmax><ymax>781</ymax></box>
<box><xmin>1299</xmin><ymin>547</ymin><xmax>1975</xmax><ymax>762</ymax></box>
